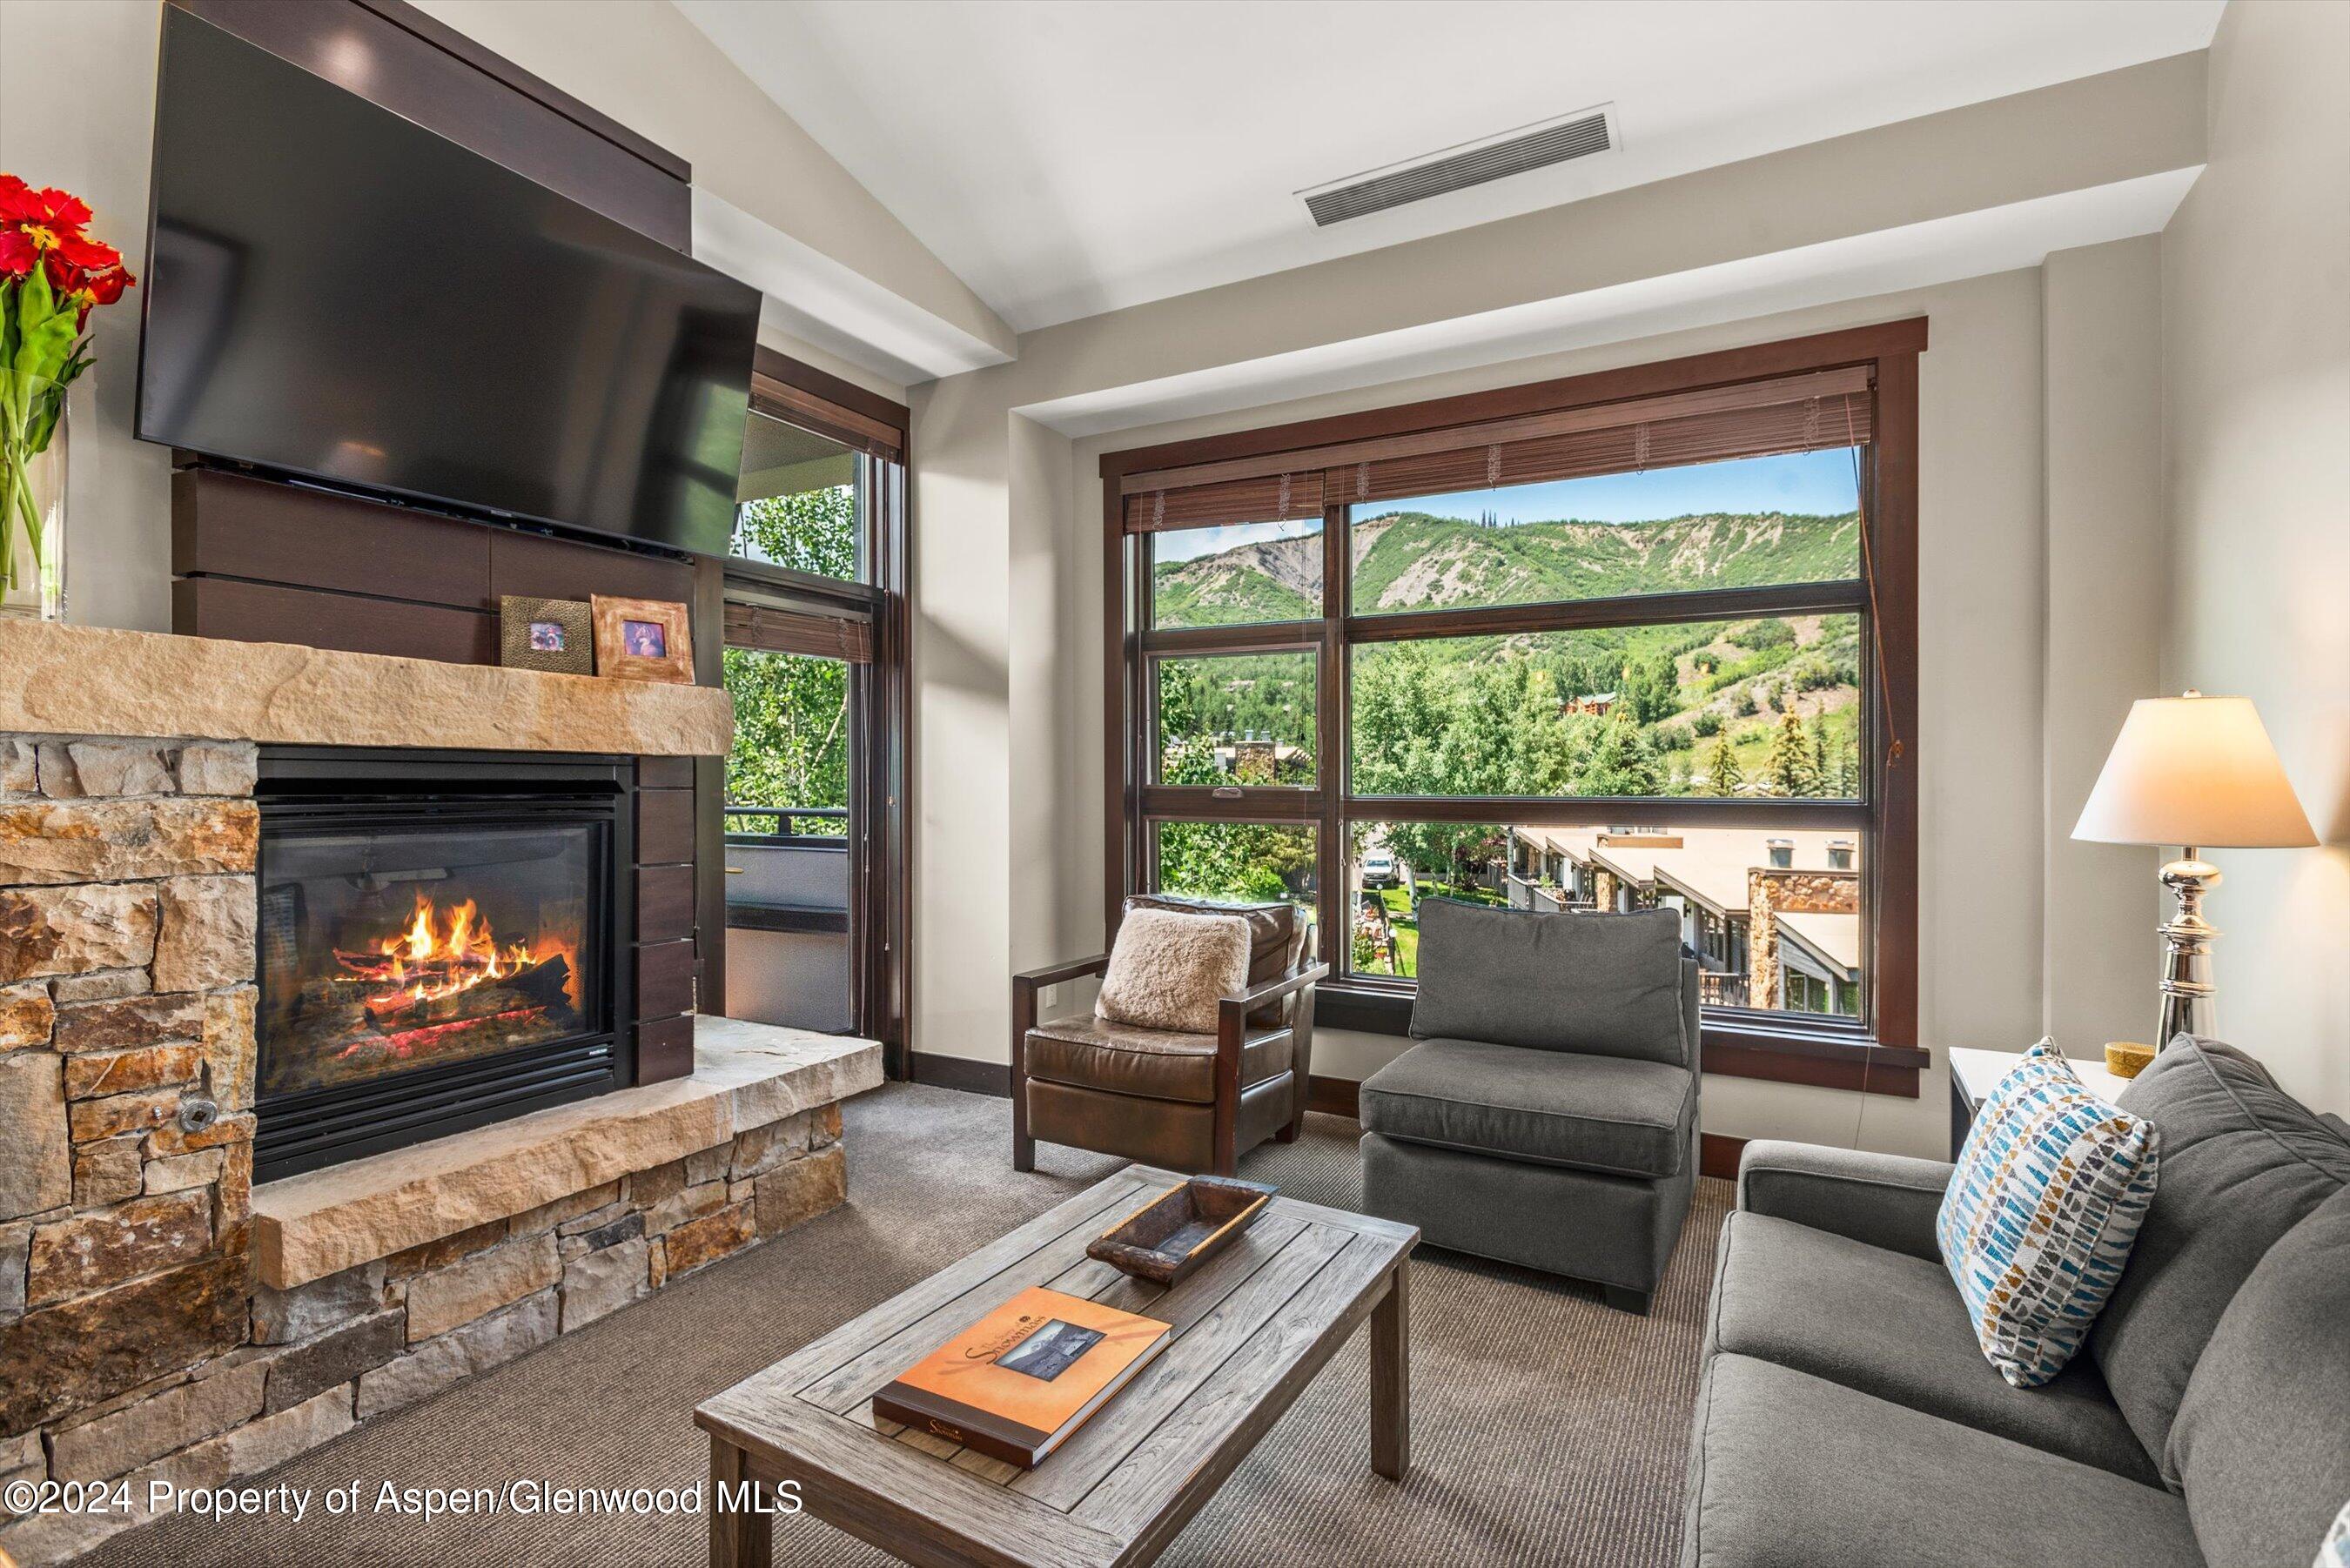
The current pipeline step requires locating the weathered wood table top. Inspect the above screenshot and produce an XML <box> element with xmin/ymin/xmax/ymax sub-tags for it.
<box><xmin>696</xmin><ymin>1165</ymin><xmax>1418</xmax><ymax>1568</ymax></box>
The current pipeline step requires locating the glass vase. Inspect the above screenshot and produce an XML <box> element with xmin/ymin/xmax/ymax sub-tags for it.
<box><xmin>1</xmin><ymin>372</ymin><xmax>68</xmax><ymax>622</ymax></box>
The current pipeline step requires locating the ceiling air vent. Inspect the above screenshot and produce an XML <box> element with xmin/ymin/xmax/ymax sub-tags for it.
<box><xmin>1298</xmin><ymin>105</ymin><xmax>1617</xmax><ymax>227</ymax></box>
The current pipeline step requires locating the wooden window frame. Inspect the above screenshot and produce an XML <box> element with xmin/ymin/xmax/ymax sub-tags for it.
<box><xmin>701</xmin><ymin>356</ymin><xmax>914</xmax><ymax>1075</ymax></box>
<box><xmin>1100</xmin><ymin>321</ymin><xmax>1927</xmax><ymax>1097</ymax></box>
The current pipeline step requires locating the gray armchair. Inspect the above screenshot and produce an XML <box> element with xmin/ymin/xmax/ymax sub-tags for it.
<box><xmin>1357</xmin><ymin>900</ymin><xmax>1699</xmax><ymax>1314</ymax></box>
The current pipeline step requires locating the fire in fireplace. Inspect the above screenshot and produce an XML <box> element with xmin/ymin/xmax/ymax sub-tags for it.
<box><xmin>317</xmin><ymin>893</ymin><xmax>580</xmax><ymax>1071</ymax></box>
<box><xmin>254</xmin><ymin>750</ymin><xmax>636</xmax><ymax>1181</ymax></box>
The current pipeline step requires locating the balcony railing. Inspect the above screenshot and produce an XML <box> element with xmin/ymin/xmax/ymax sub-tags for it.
<box><xmin>724</xmin><ymin>804</ymin><xmax>848</xmax><ymax>846</ymax></box>
<box><xmin>1698</xmin><ymin>971</ymin><xmax>1750</xmax><ymax>1008</ymax></box>
<box><xmin>723</xmin><ymin>804</ymin><xmax>849</xmax><ymax>938</ymax></box>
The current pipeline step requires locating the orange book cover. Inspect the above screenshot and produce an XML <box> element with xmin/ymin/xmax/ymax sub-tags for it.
<box><xmin>871</xmin><ymin>1287</ymin><xmax>1172</xmax><ymax>1469</ymax></box>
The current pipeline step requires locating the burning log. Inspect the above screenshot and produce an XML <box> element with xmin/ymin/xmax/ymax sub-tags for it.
<box><xmin>360</xmin><ymin>953</ymin><xmax>572</xmax><ymax>1034</ymax></box>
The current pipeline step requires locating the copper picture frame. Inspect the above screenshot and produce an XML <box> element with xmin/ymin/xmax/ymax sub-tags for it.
<box><xmin>590</xmin><ymin>594</ymin><xmax>695</xmax><ymax>683</ymax></box>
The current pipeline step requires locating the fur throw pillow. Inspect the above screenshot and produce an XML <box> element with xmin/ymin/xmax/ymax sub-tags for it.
<box><xmin>1096</xmin><ymin>908</ymin><xmax>1252</xmax><ymax>1035</ymax></box>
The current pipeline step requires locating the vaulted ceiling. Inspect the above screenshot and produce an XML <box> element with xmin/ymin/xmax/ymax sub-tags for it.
<box><xmin>679</xmin><ymin>0</ymin><xmax>2223</xmax><ymax>335</ymax></box>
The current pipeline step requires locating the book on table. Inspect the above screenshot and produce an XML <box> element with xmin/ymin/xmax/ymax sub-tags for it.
<box><xmin>872</xmin><ymin>1286</ymin><xmax>1172</xmax><ymax>1469</ymax></box>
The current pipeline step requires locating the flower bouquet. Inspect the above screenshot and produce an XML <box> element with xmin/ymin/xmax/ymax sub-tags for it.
<box><xmin>2</xmin><ymin>174</ymin><xmax>138</xmax><ymax>619</ymax></box>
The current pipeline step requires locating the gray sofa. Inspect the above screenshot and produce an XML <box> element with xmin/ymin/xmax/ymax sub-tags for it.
<box><xmin>1358</xmin><ymin>901</ymin><xmax>1699</xmax><ymax>1314</ymax></box>
<box><xmin>1683</xmin><ymin>1035</ymin><xmax>2350</xmax><ymax>1568</ymax></box>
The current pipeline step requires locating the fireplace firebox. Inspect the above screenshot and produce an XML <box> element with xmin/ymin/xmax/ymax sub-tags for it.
<box><xmin>255</xmin><ymin>749</ymin><xmax>637</xmax><ymax>1181</ymax></box>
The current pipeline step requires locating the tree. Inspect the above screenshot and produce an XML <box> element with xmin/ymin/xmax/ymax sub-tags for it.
<box><xmin>1622</xmin><ymin>655</ymin><xmax>1679</xmax><ymax>726</ymax></box>
<box><xmin>1577</xmin><ymin>710</ymin><xmax>1661</xmax><ymax>797</ymax></box>
<box><xmin>1765</xmin><ymin>707</ymin><xmax>1815</xmax><ymax>795</ymax></box>
<box><xmin>732</xmin><ymin>478</ymin><xmax>856</xmax><ymax>578</ymax></box>
<box><xmin>1830</xmin><ymin>739</ymin><xmax>1861</xmax><ymax>798</ymax></box>
<box><xmin>1809</xmin><ymin>717</ymin><xmax>1831</xmax><ymax>797</ymax></box>
<box><xmin>723</xmin><ymin>480</ymin><xmax>859</xmax><ymax>832</ymax></box>
<box><xmin>1700</xmin><ymin>737</ymin><xmax>1742</xmax><ymax>796</ymax></box>
<box><xmin>723</xmin><ymin>647</ymin><xmax>849</xmax><ymax>832</ymax></box>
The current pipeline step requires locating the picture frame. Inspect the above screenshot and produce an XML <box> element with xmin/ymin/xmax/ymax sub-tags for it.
<box><xmin>590</xmin><ymin>594</ymin><xmax>695</xmax><ymax>684</ymax></box>
<box><xmin>497</xmin><ymin>595</ymin><xmax>593</xmax><ymax>675</ymax></box>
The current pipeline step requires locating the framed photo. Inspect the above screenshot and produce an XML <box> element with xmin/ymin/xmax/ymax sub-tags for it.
<box><xmin>591</xmin><ymin>594</ymin><xmax>695</xmax><ymax>684</ymax></box>
<box><xmin>498</xmin><ymin>596</ymin><xmax>592</xmax><ymax>675</ymax></box>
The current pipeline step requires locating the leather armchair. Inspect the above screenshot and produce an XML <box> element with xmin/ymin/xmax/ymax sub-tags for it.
<box><xmin>1011</xmin><ymin>915</ymin><xmax>1326</xmax><ymax>1178</ymax></box>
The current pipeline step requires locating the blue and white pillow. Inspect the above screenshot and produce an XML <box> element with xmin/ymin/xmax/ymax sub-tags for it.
<box><xmin>1937</xmin><ymin>1038</ymin><xmax>2160</xmax><ymax>1388</ymax></box>
<box><xmin>2318</xmin><ymin>1498</ymin><xmax>2350</xmax><ymax>1568</ymax></box>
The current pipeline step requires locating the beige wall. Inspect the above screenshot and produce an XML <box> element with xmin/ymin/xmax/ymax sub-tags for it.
<box><xmin>2159</xmin><ymin>0</ymin><xmax>2350</xmax><ymax>1113</ymax></box>
<box><xmin>947</xmin><ymin>265</ymin><xmax>2168</xmax><ymax>1162</ymax></box>
<box><xmin>2042</xmin><ymin>238</ymin><xmax>2167</xmax><ymax>1054</ymax></box>
<box><xmin>0</xmin><ymin>1</ymin><xmax>172</xmax><ymax>633</ymax></box>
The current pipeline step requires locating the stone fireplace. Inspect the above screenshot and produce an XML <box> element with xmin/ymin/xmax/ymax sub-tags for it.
<box><xmin>0</xmin><ymin>624</ymin><xmax>882</xmax><ymax>1565</ymax></box>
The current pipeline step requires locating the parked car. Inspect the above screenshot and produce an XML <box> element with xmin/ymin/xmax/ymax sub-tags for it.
<box><xmin>1361</xmin><ymin>849</ymin><xmax>1399</xmax><ymax>888</ymax></box>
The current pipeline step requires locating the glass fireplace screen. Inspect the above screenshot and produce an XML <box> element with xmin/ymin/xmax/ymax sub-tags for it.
<box><xmin>258</xmin><ymin>821</ymin><xmax>604</xmax><ymax>1099</ymax></box>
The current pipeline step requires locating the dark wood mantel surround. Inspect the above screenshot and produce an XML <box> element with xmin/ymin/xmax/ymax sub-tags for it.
<box><xmin>162</xmin><ymin>0</ymin><xmax>725</xmax><ymax>1082</ymax></box>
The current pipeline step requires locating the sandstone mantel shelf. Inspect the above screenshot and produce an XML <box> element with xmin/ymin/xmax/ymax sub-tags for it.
<box><xmin>0</xmin><ymin>621</ymin><xmax>732</xmax><ymax>756</ymax></box>
<box><xmin>251</xmin><ymin>1019</ymin><xmax>882</xmax><ymax>1289</ymax></box>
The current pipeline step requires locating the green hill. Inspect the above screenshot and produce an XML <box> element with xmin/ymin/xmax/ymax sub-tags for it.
<box><xmin>1151</xmin><ymin>509</ymin><xmax>1865</xmax><ymax>801</ymax></box>
<box><xmin>1353</xmin><ymin>509</ymin><xmax>1858</xmax><ymax>612</ymax></box>
<box><xmin>1152</xmin><ymin>509</ymin><xmax>1856</xmax><ymax>627</ymax></box>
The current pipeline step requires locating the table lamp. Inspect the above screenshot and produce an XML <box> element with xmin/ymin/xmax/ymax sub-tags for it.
<box><xmin>2073</xmin><ymin>692</ymin><xmax>2316</xmax><ymax>1046</ymax></box>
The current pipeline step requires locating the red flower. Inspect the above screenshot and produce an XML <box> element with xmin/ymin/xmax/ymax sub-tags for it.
<box><xmin>1</xmin><ymin>174</ymin><xmax>133</xmax><ymax>317</ymax></box>
<box><xmin>0</xmin><ymin>178</ymin><xmax>92</xmax><ymax>232</ymax></box>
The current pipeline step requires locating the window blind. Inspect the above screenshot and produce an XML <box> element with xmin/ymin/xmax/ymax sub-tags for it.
<box><xmin>722</xmin><ymin>601</ymin><xmax>874</xmax><ymax>663</ymax></box>
<box><xmin>749</xmin><ymin>374</ymin><xmax>904</xmax><ymax>463</ymax></box>
<box><xmin>1120</xmin><ymin>468</ymin><xmax>1326</xmax><ymax>533</ymax></box>
<box><xmin>1122</xmin><ymin>366</ymin><xmax>1871</xmax><ymax>529</ymax></box>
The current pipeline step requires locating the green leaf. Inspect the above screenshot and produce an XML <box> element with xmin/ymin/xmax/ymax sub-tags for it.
<box><xmin>11</xmin><ymin>269</ymin><xmax>77</xmax><ymax>388</ymax></box>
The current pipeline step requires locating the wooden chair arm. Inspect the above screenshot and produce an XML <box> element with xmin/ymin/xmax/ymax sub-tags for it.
<box><xmin>1215</xmin><ymin>962</ymin><xmax>1331</xmax><ymax>1045</ymax></box>
<box><xmin>1013</xmin><ymin>953</ymin><xmax>1111</xmax><ymax>991</ymax></box>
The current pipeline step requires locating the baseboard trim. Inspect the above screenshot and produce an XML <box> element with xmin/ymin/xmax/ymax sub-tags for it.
<box><xmin>910</xmin><ymin>1051</ymin><xmax>1010</xmax><ymax>1097</ymax></box>
<box><xmin>1699</xmin><ymin>1133</ymin><xmax>1748</xmax><ymax>1181</ymax></box>
<box><xmin>1306</xmin><ymin>1075</ymin><xmax>1360</xmax><ymax>1117</ymax></box>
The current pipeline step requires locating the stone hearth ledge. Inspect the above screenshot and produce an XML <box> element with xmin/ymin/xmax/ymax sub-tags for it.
<box><xmin>0</xmin><ymin>621</ymin><xmax>732</xmax><ymax>754</ymax></box>
<box><xmin>251</xmin><ymin>1018</ymin><xmax>880</xmax><ymax>1288</ymax></box>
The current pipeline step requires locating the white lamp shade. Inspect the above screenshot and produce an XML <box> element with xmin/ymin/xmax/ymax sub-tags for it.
<box><xmin>2073</xmin><ymin>694</ymin><xmax>2317</xmax><ymax>848</ymax></box>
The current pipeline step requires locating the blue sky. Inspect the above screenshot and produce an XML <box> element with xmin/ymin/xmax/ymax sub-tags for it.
<box><xmin>1153</xmin><ymin>447</ymin><xmax>1861</xmax><ymax>563</ymax></box>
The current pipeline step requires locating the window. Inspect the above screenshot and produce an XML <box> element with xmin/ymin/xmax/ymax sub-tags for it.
<box><xmin>734</xmin><ymin>410</ymin><xmax>866</xmax><ymax>581</ymax></box>
<box><xmin>722</xmin><ymin>647</ymin><xmax>849</xmax><ymax>836</ymax></box>
<box><xmin>1152</xmin><ymin>518</ymin><xmax>1322</xmax><ymax>628</ymax></box>
<box><xmin>1152</xmin><ymin>821</ymin><xmax>1319</xmax><ymax>920</ymax></box>
<box><xmin>722</xmin><ymin>350</ymin><xmax>911</xmax><ymax>1069</ymax></box>
<box><xmin>1106</xmin><ymin>325</ymin><xmax>1924</xmax><ymax>1091</ymax></box>
<box><xmin>1154</xmin><ymin>652</ymin><xmax>1317</xmax><ymax>787</ymax></box>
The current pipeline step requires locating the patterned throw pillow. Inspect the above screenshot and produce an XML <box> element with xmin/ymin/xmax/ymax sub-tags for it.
<box><xmin>1937</xmin><ymin>1039</ymin><xmax>2160</xmax><ymax>1388</ymax></box>
<box><xmin>2320</xmin><ymin>1499</ymin><xmax>2350</xmax><ymax>1568</ymax></box>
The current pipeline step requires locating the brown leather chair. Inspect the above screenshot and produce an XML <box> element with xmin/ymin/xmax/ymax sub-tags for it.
<box><xmin>1010</xmin><ymin>895</ymin><xmax>1327</xmax><ymax>1177</ymax></box>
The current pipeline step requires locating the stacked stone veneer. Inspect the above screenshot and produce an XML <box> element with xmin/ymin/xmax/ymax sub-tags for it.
<box><xmin>1745</xmin><ymin>866</ymin><xmax>1862</xmax><ymax>1007</ymax></box>
<box><xmin>0</xmin><ymin>732</ymin><xmax>849</xmax><ymax>1565</ymax></box>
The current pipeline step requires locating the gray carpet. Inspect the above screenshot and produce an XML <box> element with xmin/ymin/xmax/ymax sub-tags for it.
<box><xmin>87</xmin><ymin>1083</ymin><xmax>1729</xmax><ymax>1568</ymax></box>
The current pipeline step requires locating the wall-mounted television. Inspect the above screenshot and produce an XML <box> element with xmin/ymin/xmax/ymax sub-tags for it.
<box><xmin>136</xmin><ymin>9</ymin><xmax>762</xmax><ymax>558</ymax></box>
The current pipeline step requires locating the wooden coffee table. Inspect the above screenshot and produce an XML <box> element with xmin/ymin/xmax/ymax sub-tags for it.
<box><xmin>696</xmin><ymin>1165</ymin><xmax>1417</xmax><ymax>1568</ymax></box>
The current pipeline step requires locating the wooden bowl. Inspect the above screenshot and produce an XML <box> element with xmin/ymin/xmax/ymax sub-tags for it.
<box><xmin>1087</xmin><ymin>1176</ymin><xmax>1275</xmax><ymax>1287</ymax></box>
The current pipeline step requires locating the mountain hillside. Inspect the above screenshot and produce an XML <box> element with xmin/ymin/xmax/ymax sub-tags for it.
<box><xmin>1152</xmin><ymin>509</ymin><xmax>1856</xmax><ymax>626</ymax></box>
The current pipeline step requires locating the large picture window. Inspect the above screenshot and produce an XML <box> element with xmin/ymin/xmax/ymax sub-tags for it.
<box><xmin>1104</xmin><ymin>324</ymin><xmax>1925</xmax><ymax>1095</ymax></box>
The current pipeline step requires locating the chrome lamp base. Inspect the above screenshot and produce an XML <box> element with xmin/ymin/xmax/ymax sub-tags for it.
<box><xmin>2156</xmin><ymin>849</ymin><xmax>2220</xmax><ymax>1046</ymax></box>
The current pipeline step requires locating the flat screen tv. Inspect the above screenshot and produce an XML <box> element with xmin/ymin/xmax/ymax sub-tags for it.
<box><xmin>136</xmin><ymin>10</ymin><xmax>762</xmax><ymax>557</ymax></box>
